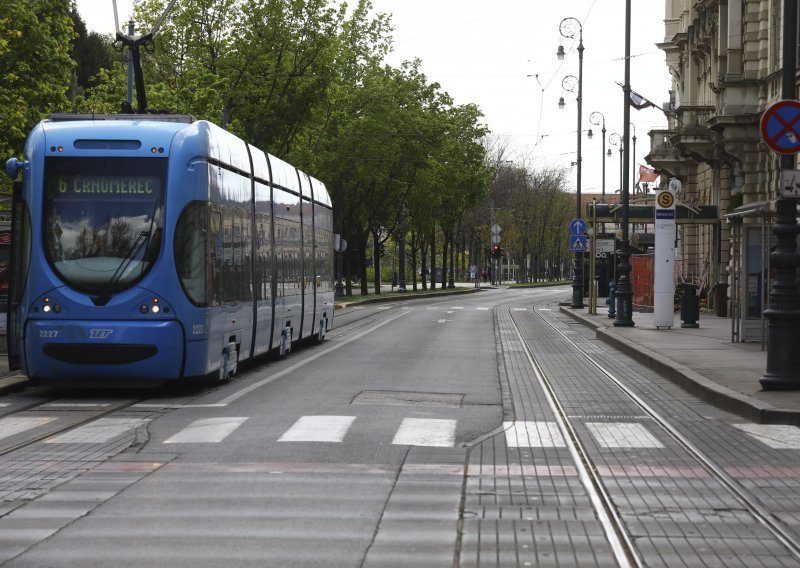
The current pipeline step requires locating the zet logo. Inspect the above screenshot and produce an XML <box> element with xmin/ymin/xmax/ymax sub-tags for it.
<box><xmin>88</xmin><ymin>329</ymin><xmax>114</xmax><ymax>339</ymax></box>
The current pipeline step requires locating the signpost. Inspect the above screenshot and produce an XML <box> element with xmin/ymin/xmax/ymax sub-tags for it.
<box><xmin>654</xmin><ymin>181</ymin><xmax>677</xmax><ymax>328</ymax></box>
<box><xmin>760</xmin><ymin>100</ymin><xmax>800</xmax><ymax>154</ymax></box>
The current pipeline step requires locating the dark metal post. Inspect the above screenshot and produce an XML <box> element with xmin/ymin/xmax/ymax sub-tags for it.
<box><xmin>760</xmin><ymin>0</ymin><xmax>800</xmax><ymax>389</ymax></box>
<box><xmin>614</xmin><ymin>0</ymin><xmax>635</xmax><ymax>327</ymax></box>
<box><xmin>559</xmin><ymin>17</ymin><xmax>585</xmax><ymax>309</ymax></box>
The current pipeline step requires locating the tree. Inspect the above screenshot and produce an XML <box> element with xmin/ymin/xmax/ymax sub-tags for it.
<box><xmin>0</xmin><ymin>0</ymin><xmax>75</xmax><ymax>165</ymax></box>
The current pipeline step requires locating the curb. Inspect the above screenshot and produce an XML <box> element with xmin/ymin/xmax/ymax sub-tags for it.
<box><xmin>560</xmin><ymin>307</ymin><xmax>800</xmax><ymax>425</ymax></box>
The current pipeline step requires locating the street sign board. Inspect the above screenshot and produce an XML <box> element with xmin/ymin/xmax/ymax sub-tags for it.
<box><xmin>761</xmin><ymin>100</ymin><xmax>800</xmax><ymax>154</ymax></box>
<box><xmin>596</xmin><ymin>239</ymin><xmax>615</xmax><ymax>254</ymax></box>
<box><xmin>781</xmin><ymin>170</ymin><xmax>800</xmax><ymax>198</ymax></box>
<box><xmin>491</xmin><ymin>234</ymin><xmax>501</xmax><ymax>245</ymax></box>
<box><xmin>569</xmin><ymin>235</ymin><xmax>587</xmax><ymax>252</ymax></box>
<box><xmin>569</xmin><ymin>219</ymin><xmax>586</xmax><ymax>235</ymax></box>
<box><xmin>491</xmin><ymin>224</ymin><xmax>502</xmax><ymax>235</ymax></box>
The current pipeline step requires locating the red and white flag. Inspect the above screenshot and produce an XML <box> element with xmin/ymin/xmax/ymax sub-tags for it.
<box><xmin>637</xmin><ymin>164</ymin><xmax>660</xmax><ymax>183</ymax></box>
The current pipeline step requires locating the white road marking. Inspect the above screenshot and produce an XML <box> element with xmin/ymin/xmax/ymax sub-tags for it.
<box><xmin>43</xmin><ymin>403</ymin><xmax>111</xmax><ymax>408</ymax></box>
<box><xmin>46</xmin><ymin>417</ymin><xmax>149</xmax><ymax>444</ymax></box>
<box><xmin>504</xmin><ymin>421</ymin><xmax>565</xmax><ymax>448</ymax></box>
<box><xmin>451</xmin><ymin>307</ymin><xmax>464</xmax><ymax>310</ymax></box>
<box><xmin>513</xmin><ymin>308</ymin><xmax>527</xmax><ymax>311</ymax></box>
<box><xmin>586</xmin><ymin>422</ymin><xmax>665</xmax><ymax>448</ymax></box>
<box><xmin>734</xmin><ymin>424</ymin><xmax>800</xmax><ymax>449</ymax></box>
<box><xmin>392</xmin><ymin>418</ymin><xmax>456</xmax><ymax>447</ymax></box>
<box><xmin>164</xmin><ymin>417</ymin><xmax>248</xmax><ymax>444</ymax></box>
<box><xmin>476</xmin><ymin>307</ymin><xmax>489</xmax><ymax>311</ymax></box>
<box><xmin>278</xmin><ymin>415</ymin><xmax>355</xmax><ymax>443</ymax></box>
<box><xmin>0</xmin><ymin>417</ymin><xmax>57</xmax><ymax>440</ymax></box>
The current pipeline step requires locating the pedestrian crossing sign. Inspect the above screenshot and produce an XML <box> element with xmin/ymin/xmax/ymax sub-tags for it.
<box><xmin>569</xmin><ymin>235</ymin><xmax>588</xmax><ymax>252</ymax></box>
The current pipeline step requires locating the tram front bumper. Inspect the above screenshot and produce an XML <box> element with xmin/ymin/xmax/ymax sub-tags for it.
<box><xmin>24</xmin><ymin>320</ymin><xmax>184</xmax><ymax>381</ymax></box>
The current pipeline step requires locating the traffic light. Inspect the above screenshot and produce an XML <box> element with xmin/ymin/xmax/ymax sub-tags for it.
<box><xmin>491</xmin><ymin>244</ymin><xmax>501</xmax><ymax>258</ymax></box>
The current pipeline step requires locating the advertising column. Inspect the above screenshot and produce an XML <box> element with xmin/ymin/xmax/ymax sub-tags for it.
<box><xmin>654</xmin><ymin>181</ymin><xmax>677</xmax><ymax>328</ymax></box>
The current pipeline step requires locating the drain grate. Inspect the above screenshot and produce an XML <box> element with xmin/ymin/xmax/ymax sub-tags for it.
<box><xmin>352</xmin><ymin>390</ymin><xmax>464</xmax><ymax>408</ymax></box>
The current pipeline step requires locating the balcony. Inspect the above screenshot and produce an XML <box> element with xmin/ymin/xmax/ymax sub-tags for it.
<box><xmin>645</xmin><ymin>129</ymin><xmax>684</xmax><ymax>178</ymax></box>
<box><xmin>669</xmin><ymin>105</ymin><xmax>718</xmax><ymax>163</ymax></box>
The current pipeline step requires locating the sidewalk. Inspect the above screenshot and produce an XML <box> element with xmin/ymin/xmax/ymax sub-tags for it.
<box><xmin>561</xmin><ymin>305</ymin><xmax>800</xmax><ymax>425</ymax></box>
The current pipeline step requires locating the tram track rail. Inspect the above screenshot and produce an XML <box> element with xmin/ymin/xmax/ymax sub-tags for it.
<box><xmin>505</xmin><ymin>301</ymin><xmax>800</xmax><ymax>565</ymax></box>
<box><xmin>0</xmin><ymin>396</ymin><xmax>151</xmax><ymax>460</ymax></box>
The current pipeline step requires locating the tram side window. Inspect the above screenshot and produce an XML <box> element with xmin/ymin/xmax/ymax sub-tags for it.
<box><xmin>209</xmin><ymin>203</ymin><xmax>223</xmax><ymax>306</ymax></box>
<box><xmin>255</xmin><ymin>214</ymin><xmax>271</xmax><ymax>301</ymax></box>
<box><xmin>174</xmin><ymin>201</ymin><xmax>208</xmax><ymax>306</ymax></box>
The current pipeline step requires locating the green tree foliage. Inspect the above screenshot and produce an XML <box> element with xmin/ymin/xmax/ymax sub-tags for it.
<box><xmin>69</xmin><ymin>8</ymin><xmax>117</xmax><ymax>97</ymax></box>
<box><xmin>0</xmin><ymin>0</ymin><xmax>75</xmax><ymax>161</ymax></box>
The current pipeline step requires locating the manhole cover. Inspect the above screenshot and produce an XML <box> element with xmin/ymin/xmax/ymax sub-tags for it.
<box><xmin>352</xmin><ymin>390</ymin><xmax>464</xmax><ymax>408</ymax></box>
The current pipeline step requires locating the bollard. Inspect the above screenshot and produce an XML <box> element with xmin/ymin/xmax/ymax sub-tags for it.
<box><xmin>680</xmin><ymin>282</ymin><xmax>700</xmax><ymax>328</ymax></box>
<box><xmin>606</xmin><ymin>280</ymin><xmax>616</xmax><ymax>319</ymax></box>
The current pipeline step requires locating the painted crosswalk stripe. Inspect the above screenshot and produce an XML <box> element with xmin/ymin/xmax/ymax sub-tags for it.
<box><xmin>0</xmin><ymin>416</ymin><xmax>57</xmax><ymax>440</ymax></box>
<box><xmin>46</xmin><ymin>417</ymin><xmax>149</xmax><ymax>444</ymax></box>
<box><xmin>734</xmin><ymin>424</ymin><xmax>800</xmax><ymax>449</ymax></box>
<box><xmin>504</xmin><ymin>421</ymin><xmax>565</xmax><ymax>448</ymax></box>
<box><xmin>164</xmin><ymin>417</ymin><xmax>248</xmax><ymax>444</ymax></box>
<box><xmin>586</xmin><ymin>422</ymin><xmax>664</xmax><ymax>448</ymax></box>
<box><xmin>392</xmin><ymin>418</ymin><xmax>456</xmax><ymax>447</ymax></box>
<box><xmin>278</xmin><ymin>415</ymin><xmax>355</xmax><ymax>443</ymax></box>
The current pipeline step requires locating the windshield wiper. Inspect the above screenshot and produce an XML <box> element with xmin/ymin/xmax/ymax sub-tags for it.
<box><xmin>92</xmin><ymin>231</ymin><xmax>149</xmax><ymax>306</ymax></box>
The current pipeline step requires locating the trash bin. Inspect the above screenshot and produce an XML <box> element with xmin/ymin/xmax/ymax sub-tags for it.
<box><xmin>680</xmin><ymin>282</ymin><xmax>699</xmax><ymax>328</ymax></box>
<box><xmin>713</xmin><ymin>282</ymin><xmax>727</xmax><ymax>317</ymax></box>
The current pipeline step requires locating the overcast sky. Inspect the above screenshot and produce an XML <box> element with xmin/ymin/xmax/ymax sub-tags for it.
<box><xmin>76</xmin><ymin>0</ymin><xmax>672</xmax><ymax>194</ymax></box>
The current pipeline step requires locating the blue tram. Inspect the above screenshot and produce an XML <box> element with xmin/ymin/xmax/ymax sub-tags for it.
<box><xmin>4</xmin><ymin>114</ymin><xmax>334</xmax><ymax>383</ymax></box>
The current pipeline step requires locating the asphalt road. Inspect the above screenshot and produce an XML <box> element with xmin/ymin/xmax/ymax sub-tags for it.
<box><xmin>0</xmin><ymin>286</ymin><xmax>550</xmax><ymax>566</ymax></box>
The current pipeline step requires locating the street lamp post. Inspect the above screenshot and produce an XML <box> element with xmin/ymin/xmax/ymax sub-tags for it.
<box><xmin>760</xmin><ymin>0</ymin><xmax>800</xmax><ymax>389</ymax></box>
<box><xmin>614</xmin><ymin>0</ymin><xmax>635</xmax><ymax>327</ymax></box>
<box><xmin>557</xmin><ymin>16</ymin><xmax>585</xmax><ymax>309</ymax></box>
<box><xmin>589</xmin><ymin>112</ymin><xmax>606</xmax><ymax>201</ymax></box>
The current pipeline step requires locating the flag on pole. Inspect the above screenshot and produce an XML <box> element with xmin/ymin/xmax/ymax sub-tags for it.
<box><xmin>630</xmin><ymin>89</ymin><xmax>658</xmax><ymax>110</ymax></box>
<box><xmin>637</xmin><ymin>164</ymin><xmax>660</xmax><ymax>183</ymax></box>
<box><xmin>616</xmin><ymin>82</ymin><xmax>662</xmax><ymax>111</ymax></box>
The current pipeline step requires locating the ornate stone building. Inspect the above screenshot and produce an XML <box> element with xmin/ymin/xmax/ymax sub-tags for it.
<box><xmin>646</xmin><ymin>0</ymin><xmax>793</xmax><ymax>326</ymax></box>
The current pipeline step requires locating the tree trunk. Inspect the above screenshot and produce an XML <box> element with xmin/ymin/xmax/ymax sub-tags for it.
<box><xmin>440</xmin><ymin>230</ymin><xmax>448</xmax><ymax>289</ymax></box>
<box><xmin>429</xmin><ymin>232</ymin><xmax>436</xmax><ymax>290</ymax></box>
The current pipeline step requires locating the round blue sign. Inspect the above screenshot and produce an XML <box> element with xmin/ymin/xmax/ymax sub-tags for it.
<box><xmin>761</xmin><ymin>100</ymin><xmax>800</xmax><ymax>154</ymax></box>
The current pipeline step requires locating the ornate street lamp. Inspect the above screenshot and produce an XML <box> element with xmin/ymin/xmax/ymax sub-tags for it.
<box><xmin>761</xmin><ymin>0</ymin><xmax>800</xmax><ymax>388</ymax></box>
<box><xmin>589</xmin><ymin>112</ymin><xmax>607</xmax><ymax>201</ymax></box>
<box><xmin>557</xmin><ymin>16</ymin><xmax>585</xmax><ymax>309</ymax></box>
<box><xmin>614</xmin><ymin>0</ymin><xmax>634</xmax><ymax>327</ymax></box>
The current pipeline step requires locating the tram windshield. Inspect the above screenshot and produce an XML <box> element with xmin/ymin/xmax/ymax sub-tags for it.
<box><xmin>43</xmin><ymin>157</ymin><xmax>166</xmax><ymax>296</ymax></box>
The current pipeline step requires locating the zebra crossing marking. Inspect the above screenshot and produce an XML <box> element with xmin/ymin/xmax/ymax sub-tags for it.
<box><xmin>392</xmin><ymin>418</ymin><xmax>456</xmax><ymax>447</ymax></box>
<box><xmin>163</xmin><ymin>417</ymin><xmax>248</xmax><ymax>444</ymax></box>
<box><xmin>46</xmin><ymin>417</ymin><xmax>149</xmax><ymax>444</ymax></box>
<box><xmin>278</xmin><ymin>415</ymin><xmax>355</xmax><ymax>443</ymax></box>
<box><xmin>734</xmin><ymin>424</ymin><xmax>800</xmax><ymax>449</ymax></box>
<box><xmin>585</xmin><ymin>422</ymin><xmax>664</xmax><ymax>448</ymax></box>
<box><xmin>504</xmin><ymin>421</ymin><xmax>565</xmax><ymax>448</ymax></box>
<box><xmin>0</xmin><ymin>416</ymin><xmax>57</xmax><ymax>440</ymax></box>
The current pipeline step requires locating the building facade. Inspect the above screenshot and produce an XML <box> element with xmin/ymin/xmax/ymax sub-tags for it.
<box><xmin>646</xmin><ymin>0</ymin><xmax>795</xmax><ymax>326</ymax></box>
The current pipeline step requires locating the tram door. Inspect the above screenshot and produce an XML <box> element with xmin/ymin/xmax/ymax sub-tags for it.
<box><xmin>5</xmin><ymin>182</ymin><xmax>23</xmax><ymax>370</ymax></box>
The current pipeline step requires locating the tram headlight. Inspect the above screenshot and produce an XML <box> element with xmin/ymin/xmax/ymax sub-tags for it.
<box><xmin>41</xmin><ymin>297</ymin><xmax>61</xmax><ymax>314</ymax></box>
<box><xmin>140</xmin><ymin>298</ymin><xmax>165</xmax><ymax>314</ymax></box>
